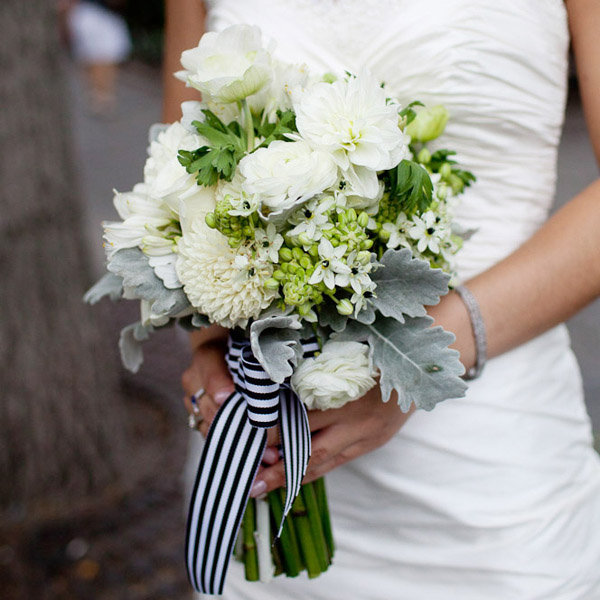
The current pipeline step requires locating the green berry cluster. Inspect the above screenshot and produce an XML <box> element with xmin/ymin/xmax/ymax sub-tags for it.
<box><xmin>205</xmin><ymin>199</ymin><xmax>258</xmax><ymax>247</ymax></box>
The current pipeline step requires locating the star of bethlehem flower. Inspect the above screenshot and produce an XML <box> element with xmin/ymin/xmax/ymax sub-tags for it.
<box><xmin>176</xmin><ymin>24</ymin><xmax>272</xmax><ymax>104</ymax></box>
<box><xmin>294</xmin><ymin>70</ymin><xmax>410</xmax><ymax>199</ymax></box>
<box><xmin>216</xmin><ymin>173</ymin><xmax>260</xmax><ymax>217</ymax></box>
<box><xmin>288</xmin><ymin>195</ymin><xmax>335</xmax><ymax>242</ymax></box>
<box><xmin>254</xmin><ymin>223</ymin><xmax>284</xmax><ymax>263</ymax></box>
<box><xmin>408</xmin><ymin>210</ymin><xmax>448</xmax><ymax>254</ymax></box>
<box><xmin>382</xmin><ymin>211</ymin><xmax>412</xmax><ymax>250</ymax></box>
<box><xmin>308</xmin><ymin>238</ymin><xmax>350</xmax><ymax>290</ymax></box>
<box><xmin>335</xmin><ymin>250</ymin><xmax>375</xmax><ymax>295</ymax></box>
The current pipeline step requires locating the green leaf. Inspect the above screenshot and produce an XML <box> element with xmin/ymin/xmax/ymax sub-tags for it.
<box><xmin>334</xmin><ymin>316</ymin><xmax>467</xmax><ymax>411</ymax></box>
<box><xmin>250</xmin><ymin>312</ymin><xmax>303</xmax><ymax>383</ymax></box>
<box><xmin>399</xmin><ymin>100</ymin><xmax>425</xmax><ymax>126</ymax></box>
<box><xmin>178</xmin><ymin>110</ymin><xmax>247</xmax><ymax>187</ymax></box>
<box><xmin>371</xmin><ymin>248</ymin><xmax>450</xmax><ymax>322</ymax></box>
<box><xmin>255</xmin><ymin>109</ymin><xmax>297</xmax><ymax>149</ymax></box>
<box><xmin>388</xmin><ymin>159</ymin><xmax>434</xmax><ymax>215</ymax></box>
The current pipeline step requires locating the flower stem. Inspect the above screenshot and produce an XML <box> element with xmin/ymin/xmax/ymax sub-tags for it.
<box><xmin>241</xmin><ymin>98</ymin><xmax>255</xmax><ymax>152</ymax></box>
<box><xmin>301</xmin><ymin>482</ymin><xmax>331</xmax><ymax>570</ymax></box>
<box><xmin>288</xmin><ymin>488</ymin><xmax>323</xmax><ymax>578</ymax></box>
<box><xmin>314</xmin><ymin>477</ymin><xmax>335</xmax><ymax>559</ymax></box>
<box><xmin>242</xmin><ymin>500</ymin><xmax>259</xmax><ymax>581</ymax></box>
<box><xmin>269</xmin><ymin>489</ymin><xmax>303</xmax><ymax>576</ymax></box>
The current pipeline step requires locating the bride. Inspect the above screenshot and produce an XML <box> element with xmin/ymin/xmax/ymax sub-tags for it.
<box><xmin>164</xmin><ymin>1</ymin><xmax>600</xmax><ymax>598</ymax></box>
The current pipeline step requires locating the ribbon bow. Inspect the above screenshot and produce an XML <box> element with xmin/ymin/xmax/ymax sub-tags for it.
<box><xmin>186</xmin><ymin>333</ymin><xmax>319</xmax><ymax>594</ymax></box>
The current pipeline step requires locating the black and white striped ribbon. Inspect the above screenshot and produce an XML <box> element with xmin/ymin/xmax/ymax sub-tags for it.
<box><xmin>185</xmin><ymin>334</ymin><xmax>319</xmax><ymax>595</ymax></box>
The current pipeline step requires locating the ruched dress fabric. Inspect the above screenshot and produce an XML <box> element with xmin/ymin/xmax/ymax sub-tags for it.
<box><xmin>195</xmin><ymin>1</ymin><xmax>600</xmax><ymax>598</ymax></box>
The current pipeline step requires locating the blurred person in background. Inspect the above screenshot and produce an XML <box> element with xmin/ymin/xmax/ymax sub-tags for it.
<box><xmin>59</xmin><ymin>0</ymin><xmax>132</xmax><ymax>116</ymax></box>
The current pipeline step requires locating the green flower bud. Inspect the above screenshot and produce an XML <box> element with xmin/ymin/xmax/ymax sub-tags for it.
<box><xmin>279</xmin><ymin>247</ymin><xmax>293</xmax><ymax>262</ymax></box>
<box><xmin>299</xmin><ymin>255</ymin><xmax>312</xmax><ymax>270</ymax></box>
<box><xmin>298</xmin><ymin>232</ymin><xmax>312</xmax><ymax>246</ymax></box>
<box><xmin>378</xmin><ymin>228</ymin><xmax>391</xmax><ymax>243</ymax></box>
<box><xmin>357</xmin><ymin>250</ymin><xmax>372</xmax><ymax>265</ymax></box>
<box><xmin>337</xmin><ymin>211</ymin><xmax>347</xmax><ymax>225</ymax></box>
<box><xmin>322</xmin><ymin>72</ymin><xmax>337</xmax><ymax>84</ymax></box>
<box><xmin>417</xmin><ymin>148</ymin><xmax>431</xmax><ymax>164</ymax></box>
<box><xmin>440</xmin><ymin>162</ymin><xmax>452</xmax><ymax>179</ymax></box>
<box><xmin>448</xmin><ymin>173</ymin><xmax>464</xmax><ymax>195</ymax></box>
<box><xmin>357</xmin><ymin>211</ymin><xmax>369</xmax><ymax>228</ymax></box>
<box><xmin>346</xmin><ymin>208</ymin><xmax>357</xmax><ymax>222</ymax></box>
<box><xmin>205</xmin><ymin>212</ymin><xmax>217</xmax><ymax>229</ymax></box>
<box><xmin>264</xmin><ymin>278</ymin><xmax>281</xmax><ymax>290</ymax></box>
<box><xmin>292</xmin><ymin>247</ymin><xmax>304</xmax><ymax>262</ymax></box>
<box><xmin>404</xmin><ymin>105</ymin><xmax>449</xmax><ymax>143</ymax></box>
<box><xmin>336</xmin><ymin>299</ymin><xmax>354</xmax><ymax>315</ymax></box>
<box><xmin>273</xmin><ymin>269</ymin><xmax>286</xmax><ymax>281</ymax></box>
<box><xmin>308</xmin><ymin>244</ymin><xmax>319</xmax><ymax>257</ymax></box>
<box><xmin>361</xmin><ymin>239</ymin><xmax>374</xmax><ymax>250</ymax></box>
<box><xmin>330</xmin><ymin>238</ymin><xmax>340</xmax><ymax>247</ymax></box>
<box><xmin>436</xmin><ymin>183</ymin><xmax>448</xmax><ymax>201</ymax></box>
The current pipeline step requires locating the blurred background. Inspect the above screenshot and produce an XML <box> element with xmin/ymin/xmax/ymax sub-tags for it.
<box><xmin>0</xmin><ymin>1</ymin><xmax>598</xmax><ymax>599</ymax></box>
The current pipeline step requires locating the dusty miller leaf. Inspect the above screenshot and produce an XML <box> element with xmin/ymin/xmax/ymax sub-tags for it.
<box><xmin>318</xmin><ymin>302</ymin><xmax>348</xmax><ymax>333</ymax></box>
<box><xmin>119</xmin><ymin>322</ymin><xmax>153</xmax><ymax>373</ymax></box>
<box><xmin>371</xmin><ymin>248</ymin><xmax>449</xmax><ymax>323</ymax></box>
<box><xmin>84</xmin><ymin>272</ymin><xmax>123</xmax><ymax>304</ymax></box>
<box><xmin>334</xmin><ymin>315</ymin><xmax>466</xmax><ymax>411</ymax></box>
<box><xmin>250</xmin><ymin>313</ymin><xmax>302</xmax><ymax>383</ymax></box>
<box><xmin>107</xmin><ymin>248</ymin><xmax>190</xmax><ymax>317</ymax></box>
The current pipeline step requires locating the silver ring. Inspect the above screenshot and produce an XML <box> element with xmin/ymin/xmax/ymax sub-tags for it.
<box><xmin>191</xmin><ymin>387</ymin><xmax>206</xmax><ymax>407</ymax></box>
<box><xmin>188</xmin><ymin>412</ymin><xmax>204</xmax><ymax>430</ymax></box>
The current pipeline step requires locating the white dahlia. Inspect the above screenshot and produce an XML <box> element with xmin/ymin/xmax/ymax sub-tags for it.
<box><xmin>176</xmin><ymin>222</ymin><xmax>278</xmax><ymax>328</ymax></box>
<box><xmin>294</xmin><ymin>70</ymin><xmax>409</xmax><ymax>198</ymax></box>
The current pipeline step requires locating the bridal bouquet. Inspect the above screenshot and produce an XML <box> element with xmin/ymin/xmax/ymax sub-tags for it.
<box><xmin>86</xmin><ymin>24</ymin><xmax>474</xmax><ymax>595</ymax></box>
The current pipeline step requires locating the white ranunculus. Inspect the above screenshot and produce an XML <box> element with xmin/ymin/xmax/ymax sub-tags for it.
<box><xmin>291</xmin><ymin>341</ymin><xmax>377</xmax><ymax>410</ymax></box>
<box><xmin>249</xmin><ymin>59</ymin><xmax>313</xmax><ymax>122</ymax></box>
<box><xmin>294</xmin><ymin>71</ymin><xmax>410</xmax><ymax>198</ymax></box>
<box><xmin>239</xmin><ymin>140</ymin><xmax>338</xmax><ymax>212</ymax></box>
<box><xmin>144</xmin><ymin>122</ymin><xmax>203</xmax><ymax>213</ymax></box>
<box><xmin>176</xmin><ymin>24</ymin><xmax>272</xmax><ymax>104</ymax></box>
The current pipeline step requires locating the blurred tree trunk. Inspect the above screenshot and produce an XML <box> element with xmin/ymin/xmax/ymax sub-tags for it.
<box><xmin>0</xmin><ymin>0</ymin><xmax>129</xmax><ymax>519</ymax></box>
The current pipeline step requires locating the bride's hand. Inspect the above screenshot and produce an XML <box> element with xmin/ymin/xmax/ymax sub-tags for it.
<box><xmin>250</xmin><ymin>386</ymin><xmax>414</xmax><ymax>498</ymax></box>
<box><xmin>181</xmin><ymin>338</ymin><xmax>280</xmax><ymax>449</ymax></box>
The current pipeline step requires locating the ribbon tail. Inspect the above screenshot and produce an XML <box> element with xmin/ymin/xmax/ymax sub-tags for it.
<box><xmin>277</xmin><ymin>387</ymin><xmax>311</xmax><ymax>535</ymax></box>
<box><xmin>185</xmin><ymin>392</ymin><xmax>266</xmax><ymax>595</ymax></box>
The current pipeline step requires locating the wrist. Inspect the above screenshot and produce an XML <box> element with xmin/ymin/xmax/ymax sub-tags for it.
<box><xmin>427</xmin><ymin>290</ymin><xmax>477</xmax><ymax>372</ymax></box>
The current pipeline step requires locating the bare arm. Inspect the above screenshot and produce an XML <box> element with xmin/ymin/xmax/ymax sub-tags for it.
<box><xmin>430</xmin><ymin>0</ymin><xmax>600</xmax><ymax>366</ymax></box>
<box><xmin>162</xmin><ymin>0</ymin><xmax>206</xmax><ymax>123</ymax></box>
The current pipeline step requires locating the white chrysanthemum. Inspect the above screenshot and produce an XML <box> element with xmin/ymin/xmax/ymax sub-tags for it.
<box><xmin>291</xmin><ymin>341</ymin><xmax>377</xmax><ymax>410</ymax></box>
<box><xmin>294</xmin><ymin>70</ymin><xmax>409</xmax><ymax>198</ymax></box>
<box><xmin>176</xmin><ymin>24</ymin><xmax>272</xmax><ymax>104</ymax></box>
<box><xmin>176</xmin><ymin>221</ymin><xmax>278</xmax><ymax>328</ymax></box>
<box><xmin>239</xmin><ymin>140</ymin><xmax>338</xmax><ymax>212</ymax></box>
<box><xmin>144</xmin><ymin>122</ymin><xmax>203</xmax><ymax>212</ymax></box>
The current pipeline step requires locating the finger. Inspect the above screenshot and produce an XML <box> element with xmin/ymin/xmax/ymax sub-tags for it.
<box><xmin>181</xmin><ymin>344</ymin><xmax>235</xmax><ymax>405</ymax></box>
<box><xmin>251</xmin><ymin>460</ymin><xmax>285</xmax><ymax>496</ymax></box>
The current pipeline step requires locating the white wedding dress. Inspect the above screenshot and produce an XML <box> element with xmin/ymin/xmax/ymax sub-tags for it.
<box><xmin>194</xmin><ymin>1</ymin><xmax>600</xmax><ymax>598</ymax></box>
